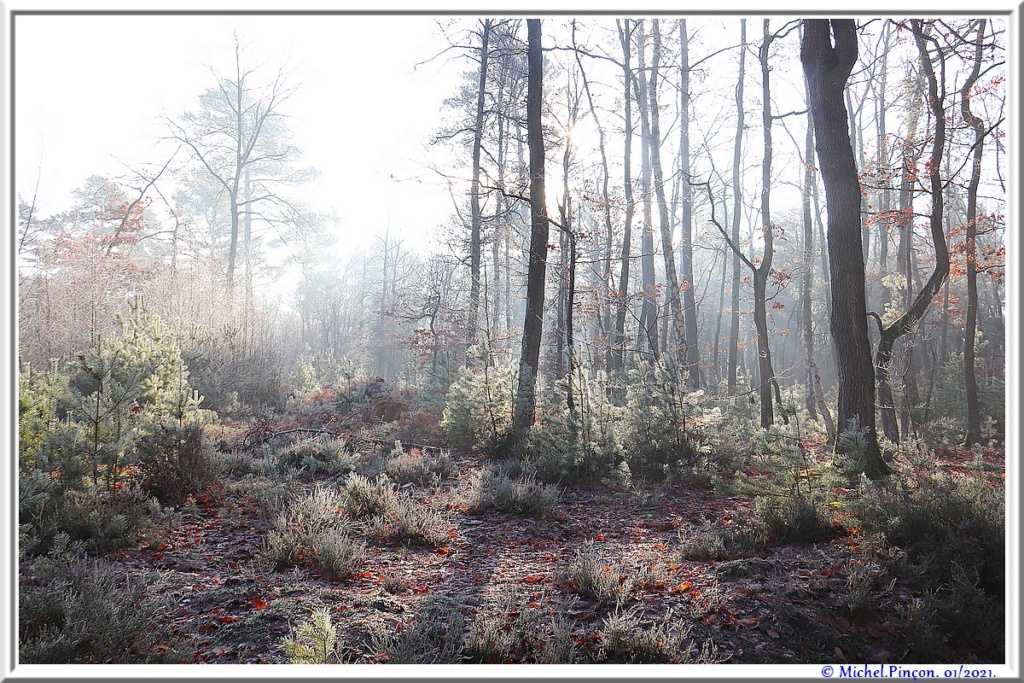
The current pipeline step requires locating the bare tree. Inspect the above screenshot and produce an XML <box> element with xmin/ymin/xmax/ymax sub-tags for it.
<box><xmin>870</xmin><ymin>20</ymin><xmax>951</xmax><ymax>445</ymax></box>
<box><xmin>959</xmin><ymin>18</ymin><xmax>988</xmax><ymax>446</ymax></box>
<box><xmin>727</xmin><ymin>20</ymin><xmax>747</xmax><ymax>395</ymax></box>
<box><xmin>647</xmin><ymin>19</ymin><xmax>687</xmax><ymax>365</ymax></box>
<box><xmin>677</xmin><ymin>18</ymin><xmax>701</xmax><ymax>388</ymax></box>
<box><xmin>611</xmin><ymin>19</ymin><xmax>638</xmax><ymax>372</ymax></box>
<box><xmin>166</xmin><ymin>34</ymin><xmax>304</xmax><ymax>305</ymax></box>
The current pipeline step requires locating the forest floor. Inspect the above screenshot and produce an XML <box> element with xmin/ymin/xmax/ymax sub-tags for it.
<box><xmin>79</xmin><ymin>425</ymin><xmax>1004</xmax><ymax>666</ymax></box>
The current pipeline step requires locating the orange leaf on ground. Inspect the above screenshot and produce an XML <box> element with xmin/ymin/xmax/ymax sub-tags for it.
<box><xmin>252</xmin><ymin>598</ymin><xmax>269</xmax><ymax>610</ymax></box>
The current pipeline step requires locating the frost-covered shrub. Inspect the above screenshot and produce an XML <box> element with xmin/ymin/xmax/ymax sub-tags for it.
<box><xmin>384</xmin><ymin>441</ymin><xmax>454</xmax><ymax>485</ymax></box>
<box><xmin>621</xmin><ymin>359</ymin><xmax>719</xmax><ymax>476</ymax></box>
<box><xmin>526</xmin><ymin>368</ymin><xmax>624</xmax><ymax>483</ymax></box>
<box><xmin>440</xmin><ymin>364</ymin><xmax>516</xmax><ymax>451</ymax></box>
<box><xmin>275</xmin><ymin>435</ymin><xmax>357</xmax><ymax>478</ymax></box>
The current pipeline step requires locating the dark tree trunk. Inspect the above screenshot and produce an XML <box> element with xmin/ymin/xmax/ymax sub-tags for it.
<box><xmin>872</xmin><ymin>20</ymin><xmax>950</xmax><ymax>446</ymax></box>
<box><xmin>512</xmin><ymin>18</ymin><xmax>548</xmax><ymax>441</ymax></box>
<box><xmin>801</xmin><ymin>85</ymin><xmax>837</xmax><ymax>439</ymax></box>
<box><xmin>960</xmin><ymin>18</ymin><xmax>987</xmax><ymax>446</ymax></box>
<box><xmin>728</xmin><ymin>20</ymin><xmax>746</xmax><ymax>395</ymax></box>
<box><xmin>754</xmin><ymin>20</ymin><xmax>782</xmax><ymax>429</ymax></box>
<box><xmin>801</xmin><ymin>19</ymin><xmax>888</xmax><ymax>478</ymax></box>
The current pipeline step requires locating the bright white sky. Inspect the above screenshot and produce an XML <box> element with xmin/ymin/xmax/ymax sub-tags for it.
<box><xmin>14</xmin><ymin>14</ymin><xmax>468</xmax><ymax>260</ymax></box>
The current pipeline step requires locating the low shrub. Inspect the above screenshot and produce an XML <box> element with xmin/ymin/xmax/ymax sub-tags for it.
<box><xmin>384</xmin><ymin>441</ymin><xmax>454</xmax><ymax>486</ymax></box>
<box><xmin>598</xmin><ymin>605</ymin><xmax>701</xmax><ymax>664</ymax></box>
<box><xmin>464</xmin><ymin>585</ymin><xmax>581</xmax><ymax>664</ymax></box>
<box><xmin>340</xmin><ymin>473</ymin><xmax>398</xmax><ymax>519</ymax></box>
<box><xmin>370</xmin><ymin>594</ymin><xmax>465</xmax><ymax>663</ymax></box>
<box><xmin>370</xmin><ymin>495</ymin><xmax>452</xmax><ymax>548</ymax></box>
<box><xmin>461</xmin><ymin>467</ymin><xmax>559</xmax><ymax>517</ymax></box>
<box><xmin>755</xmin><ymin>494</ymin><xmax>843</xmax><ymax>544</ymax></box>
<box><xmin>137</xmin><ymin>422</ymin><xmax>218</xmax><ymax>504</ymax></box>
<box><xmin>262</xmin><ymin>487</ymin><xmax>364</xmax><ymax>577</ymax></box>
<box><xmin>558</xmin><ymin>541</ymin><xmax>653</xmax><ymax>608</ymax></box>
<box><xmin>274</xmin><ymin>435</ymin><xmax>357</xmax><ymax>478</ymax></box>
<box><xmin>20</xmin><ymin>552</ymin><xmax>184</xmax><ymax>663</ymax></box>
<box><xmin>854</xmin><ymin>461</ymin><xmax>1004</xmax><ymax>661</ymax></box>
<box><xmin>676</xmin><ymin>522</ymin><xmax>764</xmax><ymax>562</ymax></box>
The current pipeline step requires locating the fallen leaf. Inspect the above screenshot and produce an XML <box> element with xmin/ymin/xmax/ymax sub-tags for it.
<box><xmin>251</xmin><ymin>598</ymin><xmax>269</xmax><ymax>610</ymax></box>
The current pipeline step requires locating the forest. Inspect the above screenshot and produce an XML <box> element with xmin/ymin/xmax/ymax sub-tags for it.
<box><xmin>14</xmin><ymin>15</ymin><xmax>1008</xmax><ymax>669</ymax></box>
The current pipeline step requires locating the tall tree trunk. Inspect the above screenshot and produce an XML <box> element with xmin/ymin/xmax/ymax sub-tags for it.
<box><xmin>678</xmin><ymin>18</ymin><xmax>701</xmax><ymax>387</ymax></box>
<box><xmin>573</xmin><ymin>21</ymin><xmax>615</xmax><ymax>373</ymax></box>
<box><xmin>491</xmin><ymin>63</ymin><xmax>508</xmax><ymax>336</ymax></box>
<box><xmin>634</xmin><ymin>21</ymin><xmax>659</xmax><ymax>361</ymax></box>
<box><xmin>801</xmin><ymin>18</ymin><xmax>888</xmax><ymax>478</ymax></box>
<box><xmin>612</xmin><ymin>19</ymin><xmax>636</xmax><ymax>373</ymax></box>
<box><xmin>754</xmin><ymin>20</ymin><xmax>782</xmax><ymax>429</ymax></box>
<box><xmin>801</xmin><ymin>78</ymin><xmax>836</xmax><ymax>439</ymax></box>
<box><xmin>872</xmin><ymin>20</ymin><xmax>951</xmax><ymax>445</ymax></box>
<box><xmin>512</xmin><ymin>18</ymin><xmax>548</xmax><ymax>441</ymax></box>
<box><xmin>728</xmin><ymin>20</ymin><xmax>746</xmax><ymax>395</ymax></box>
<box><xmin>648</xmin><ymin>20</ymin><xmax>686</xmax><ymax>363</ymax></box>
<box><xmin>960</xmin><ymin>18</ymin><xmax>987</xmax><ymax>446</ymax></box>
<box><xmin>875</xmin><ymin>25</ymin><xmax>893</xmax><ymax>311</ymax></box>
<box><xmin>467</xmin><ymin>20</ymin><xmax>492</xmax><ymax>354</ymax></box>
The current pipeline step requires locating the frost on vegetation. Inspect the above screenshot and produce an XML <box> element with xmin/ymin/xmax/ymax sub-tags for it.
<box><xmin>463</xmin><ymin>585</ymin><xmax>582</xmax><ymax>664</ymax></box>
<box><xmin>383</xmin><ymin>440</ymin><xmax>454</xmax><ymax>485</ymax></box>
<box><xmin>440</xmin><ymin>364</ymin><xmax>516</xmax><ymax>451</ymax></box>
<box><xmin>599</xmin><ymin>603</ymin><xmax>719</xmax><ymax>664</ymax></box>
<box><xmin>369</xmin><ymin>595</ymin><xmax>465</xmax><ymax>664</ymax></box>
<box><xmin>282</xmin><ymin>607</ymin><xmax>343</xmax><ymax>664</ymax></box>
<box><xmin>262</xmin><ymin>487</ymin><xmax>364</xmax><ymax>577</ymax></box>
<box><xmin>274</xmin><ymin>435</ymin><xmax>357</xmax><ymax>478</ymax></box>
<box><xmin>460</xmin><ymin>466</ymin><xmax>560</xmax><ymax>517</ymax></box>
<box><xmin>558</xmin><ymin>541</ymin><xmax>659</xmax><ymax>608</ymax></box>
<box><xmin>369</xmin><ymin>492</ymin><xmax>452</xmax><ymax>548</ymax></box>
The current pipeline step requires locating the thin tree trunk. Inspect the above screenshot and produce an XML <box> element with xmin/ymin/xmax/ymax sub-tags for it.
<box><xmin>960</xmin><ymin>18</ymin><xmax>987</xmax><ymax>446</ymax></box>
<box><xmin>572</xmin><ymin>22</ymin><xmax>614</xmax><ymax>373</ymax></box>
<box><xmin>872</xmin><ymin>20</ymin><xmax>951</xmax><ymax>445</ymax></box>
<box><xmin>612</xmin><ymin>19</ymin><xmax>636</xmax><ymax>373</ymax></box>
<box><xmin>728</xmin><ymin>20</ymin><xmax>746</xmax><ymax>395</ymax></box>
<box><xmin>467</xmin><ymin>20</ymin><xmax>492</xmax><ymax>354</ymax></box>
<box><xmin>634</xmin><ymin>21</ymin><xmax>659</xmax><ymax>362</ymax></box>
<box><xmin>754</xmin><ymin>20</ymin><xmax>782</xmax><ymax>428</ymax></box>
<box><xmin>800</xmin><ymin>77</ymin><xmax>836</xmax><ymax>439</ymax></box>
<box><xmin>648</xmin><ymin>20</ymin><xmax>685</xmax><ymax>364</ymax></box>
<box><xmin>678</xmin><ymin>18</ymin><xmax>701</xmax><ymax>387</ymax></box>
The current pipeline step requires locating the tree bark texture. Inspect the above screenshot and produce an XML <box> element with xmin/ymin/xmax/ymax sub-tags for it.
<box><xmin>801</xmin><ymin>18</ymin><xmax>888</xmax><ymax>477</ymax></box>
<box><xmin>512</xmin><ymin>18</ymin><xmax>548</xmax><ymax>440</ymax></box>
